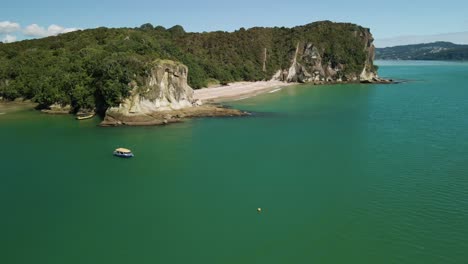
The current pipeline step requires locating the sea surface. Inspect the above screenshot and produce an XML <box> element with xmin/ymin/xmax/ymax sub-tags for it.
<box><xmin>1</xmin><ymin>61</ymin><xmax>468</xmax><ymax>264</ymax></box>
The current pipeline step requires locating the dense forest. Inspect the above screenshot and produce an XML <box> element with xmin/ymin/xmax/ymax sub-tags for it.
<box><xmin>376</xmin><ymin>42</ymin><xmax>468</xmax><ymax>60</ymax></box>
<box><xmin>0</xmin><ymin>21</ymin><xmax>371</xmax><ymax>113</ymax></box>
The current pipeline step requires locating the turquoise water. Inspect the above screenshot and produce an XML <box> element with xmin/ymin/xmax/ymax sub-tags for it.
<box><xmin>1</xmin><ymin>61</ymin><xmax>468</xmax><ymax>263</ymax></box>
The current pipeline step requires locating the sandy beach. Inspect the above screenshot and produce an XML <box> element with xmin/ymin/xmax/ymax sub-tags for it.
<box><xmin>0</xmin><ymin>100</ymin><xmax>36</xmax><ymax>115</ymax></box>
<box><xmin>193</xmin><ymin>81</ymin><xmax>295</xmax><ymax>103</ymax></box>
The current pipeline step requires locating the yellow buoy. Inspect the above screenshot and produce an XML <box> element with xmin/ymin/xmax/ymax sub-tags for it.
<box><xmin>257</xmin><ymin>208</ymin><xmax>262</xmax><ymax>213</ymax></box>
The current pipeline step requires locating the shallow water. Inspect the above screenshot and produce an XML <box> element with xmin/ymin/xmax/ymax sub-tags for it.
<box><xmin>1</xmin><ymin>61</ymin><xmax>468</xmax><ymax>263</ymax></box>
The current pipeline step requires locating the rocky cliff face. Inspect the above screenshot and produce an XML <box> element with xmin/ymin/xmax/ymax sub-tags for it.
<box><xmin>111</xmin><ymin>59</ymin><xmax>193</xmax><ymax>113</ymax></box>
<box><xmin>101</xmin><ymin>26</ymin><xmax>388</xmax><ymax>126</ymax></box>
<box><xmin>103</xmin><ymin>60</ymin><xmax>194</xmax><ymax>124</ymax></box>
<box><xmin>102</xmin><ymin>60</ymin><xmax>244</xmax><ymax>126</ymax></box>
<box><xmin>272</xmin><ymin>28</ymin><xmax>382</xmax><ymax>84</ymax></box>
<box><xmin>103</xmin><ymin>60</ymin><xmax>194</xmax><ymax>125</ymax></box>
<box><xmin>359</xmin><ymin>29</ymin><xmax>379</xmax><ymax>82</ymax></box>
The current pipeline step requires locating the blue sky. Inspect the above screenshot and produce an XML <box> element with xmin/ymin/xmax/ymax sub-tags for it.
<box><xmin>1</xmin><ymin>0</ymin><xmax>468</xmax><ymax>47</ymax></box>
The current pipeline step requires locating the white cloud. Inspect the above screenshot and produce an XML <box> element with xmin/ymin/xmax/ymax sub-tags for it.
<box><xmin>2</xmin><ymin>34</ymin><xmax>17</xmax><ymax>43</ymax></box>
<box><xmin>23</xmin><ymin>24</ymin><xmax>79</xmax><ymax>37</ymax></box>
<box><xmin>375</xmin><ymin>32</ymin><xmax>468</xmax><ymax>48</ymax></box>
<box><xmin>0</xmin><ymin>21</ymin><xmax>21</xmax><ymax>34</ymax></box>
<box><xmin>23</xmin><ymin>24</ymin><xmax>47</xmax><ymax>37</ymax></box>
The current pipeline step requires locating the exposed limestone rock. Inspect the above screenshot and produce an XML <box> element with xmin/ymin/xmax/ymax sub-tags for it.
<box><xmin>102</xmin><ymin>105</ymin><xmax>247</xmax><ymax>126</ymax></box>
<box><xmin>194</xmin><ymin>99</ymin><xmax>203</xmax><ymax>106</ymax></box>
<box><xmin>41</xmin><ymin>103</ymin><xmax>72</xmax><ymax>114</ymax></box>
<box><xmin>358</xmin><ymin>30</ymin><xmax>378</xmax><ymax>82</ymax></box>
<box><xmin>84</xmin><ymin>28</ymin><xmax>391</xmax><ymax>126</ymax></box>
<box><xmin>113</xmin><ymin>59</ymin><xmax>193</xmax><ymax>114</ymax></box>
<box><xmin>103</xmin><ymin>60</ymin><xmax>193</xmax><ymax>124</ymax></box>
<box><xmin>286</xmin><ymin>43</ymin><xmax>301</xmax><ymax>82</ymax></box>
<box><xmin>271</xmin><ymin>27</ymin><xmax>390</xmax><ymax>84</ymax></box>
<box><xmin>102</xmin><ymin>59</ymin><xmax>245</xmax><ymax>126</ymax></box>
<box><xmin>271</xmin><ymin>70</ymin><xmax>282</xmax><ymax>80</ymax></box>
<box><xmin>272</xmin><ymin>42</ymin><xmax>334</xmax><ymax>83</ymax></box>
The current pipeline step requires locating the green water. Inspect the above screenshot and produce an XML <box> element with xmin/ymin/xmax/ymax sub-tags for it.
<box><xmin>1</xmin><ymin>61</ymin><xmax>468</xmax><ymax>263</ymax></box>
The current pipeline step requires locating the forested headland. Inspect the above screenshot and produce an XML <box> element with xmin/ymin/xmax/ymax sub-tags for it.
<box><xmin>0</xmin><ymin>21</ymin><xmax>374</xmax><ymax>113</ymax></box>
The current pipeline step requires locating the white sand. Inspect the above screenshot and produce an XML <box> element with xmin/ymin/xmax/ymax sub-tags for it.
<box><xmin>193</xmin><ymin>81</ymin><xmax>295</xmax><ymax>103</ymax></box>
<box><xmin>0</xmin><ymin>101</ymin><xmax>36</xmax><ymax>114</ymax></box>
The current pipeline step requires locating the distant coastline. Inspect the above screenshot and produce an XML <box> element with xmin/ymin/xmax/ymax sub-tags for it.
<box><xmin>376</xmin><ymin>42</ymin><xmax>468</xmax><ymax>61</ymax></box>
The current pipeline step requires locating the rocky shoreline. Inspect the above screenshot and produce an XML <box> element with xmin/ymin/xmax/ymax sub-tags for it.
<box><xmin>101</xmin><ymin>77</ymin><xmax>394</xmax><ymax>127</ymax></box>
<box><xmin>1</xmin><ymin>21</ymin><xmax>394</xmax><ymax>127</ymax></box>
<box><xmin>101</xmin><ymin>104</ymin><xmax>248</xmax><ymax>126</ymax></box>
<box><xmin>1</xmin><ymin>77</ymin><xmax>394</xmax><ymax>126</ymax></box>
<box><xmin>91</xmin><ymin>29</ymin><xmax>391</xmax><ymax>127</ymax></box>
<box><xmin>99</xmin><ymin>60</ymin><xmax>255</xmax><ymax>127</ymax></box>
<box><xmin>2</xmin><ymin>32</ymin><xmax>394</xmax><ymax>127</ymax></box>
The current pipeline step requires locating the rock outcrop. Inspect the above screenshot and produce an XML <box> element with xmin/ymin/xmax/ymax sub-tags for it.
<box><xmin>102</xmin><ymin>59</ymin><xmax>245</xmax><ymax>126</ymax></box>
<box><xmin>41</xmin><ymin>103</ymin><xmax>72</xmax><ymax>114</ymax></box>
<box><xmin>111</xmin><ymin>59</ymin><xmax>193</xmax><ymax>113</ymax></box>
<box><xmin>271</xmin><ymin>28</ymin><xmax>389</xmax><ymax>84</ymax></box>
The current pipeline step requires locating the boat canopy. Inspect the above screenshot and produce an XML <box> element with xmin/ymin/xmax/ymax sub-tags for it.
<box><xmin>115</xmin><ymin>148</ymin><xmax>132</xmax><ymax>153</ymax></box>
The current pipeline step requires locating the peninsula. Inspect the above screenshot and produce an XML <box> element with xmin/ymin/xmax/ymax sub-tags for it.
<box><xmin>0</xmin><ymin>21</ymin><xmax>389</xmax><ymax>125</ymax></box>
<box><xmin>376</xmin><ymin>41</ymin><xmax>468</xmax><ymax>60</ymax></box>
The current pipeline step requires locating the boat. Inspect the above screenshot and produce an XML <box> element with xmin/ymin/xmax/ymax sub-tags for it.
<box><xmin>113</xmin><ymin>148</ymin><xmax>134</xmax><ymax>158</ymax></box>
<box><xmin>76</xmin><ymin>113</ymin><xmax>95</xmax><ymax>120</ymax></box>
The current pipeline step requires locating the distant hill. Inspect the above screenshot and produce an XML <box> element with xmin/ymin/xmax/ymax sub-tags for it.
<box><xmin>376</xmin><ymin>42</ymin><xmax>468</xmax><ymax>60</ymax></box>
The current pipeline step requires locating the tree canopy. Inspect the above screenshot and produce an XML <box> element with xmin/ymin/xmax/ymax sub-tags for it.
<box><xmin>0</xmin><ymin>21</ymin><xmax>371</xmax><ymax>113</ymax></box>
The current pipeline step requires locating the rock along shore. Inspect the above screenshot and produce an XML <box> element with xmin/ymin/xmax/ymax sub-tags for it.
<box><xmin>101</xmin><ymin>104</ymin><xmax>248</xmax><ymax>126</ymax></box>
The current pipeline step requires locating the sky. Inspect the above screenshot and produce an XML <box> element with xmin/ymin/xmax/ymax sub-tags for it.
<box><xmin>1</xmin><ymin>0</ymin><xmax>468</xmax><ymax>47</ymax></box>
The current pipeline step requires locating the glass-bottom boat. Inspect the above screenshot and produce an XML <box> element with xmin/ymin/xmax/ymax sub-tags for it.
<box><xmin>113</xmin><ymin>148</ymin><xmax>134</xmax><ymax>158</ymax></box>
